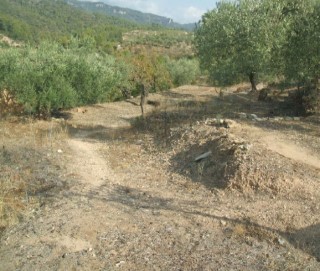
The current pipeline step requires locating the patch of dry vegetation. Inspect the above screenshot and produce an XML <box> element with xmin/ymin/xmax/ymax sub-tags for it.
<box><xmin>126</xmin><ymin>88</ymin><xmax>320</xmax><ymax>269</ymax></box>
<box><xmin>0</xmin><ymin>118</ymin><xmax>69</xmax><ymax>233</ymax></box>
<box><xmin>0</xmin><ymin>34</ymin><xmax>22</xmax><ymax>48</ymax></box>
<box><xmin>121</xmin><ymin>30</ymin><xmax>194</xmax><ymax>58</ymax></box>
<box><xmin>0</xmin><ymin>85</ymin><xmax>319</xmax><ymax>270</ymax></box>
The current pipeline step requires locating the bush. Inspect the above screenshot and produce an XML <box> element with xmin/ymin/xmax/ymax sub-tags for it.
<box><xmin>0</xmin><ymin>40</ymin><xmax>125</xmax><ymax>116</ymax></box>
<box><xmin>166</xmin><ymin>58</ymin><xmax>200</xmax><ymax>86</ymax></box>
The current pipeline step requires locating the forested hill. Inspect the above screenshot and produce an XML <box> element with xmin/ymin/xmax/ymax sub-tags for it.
<box><xmin>65</xmin><ymin>0</ymin><xmax>195</xmax><ymax>31</ymax></box>
<box><xmin>0</xmin><ymin>0</ymin><xmax>141</xmax><ymax>50</ymax></box>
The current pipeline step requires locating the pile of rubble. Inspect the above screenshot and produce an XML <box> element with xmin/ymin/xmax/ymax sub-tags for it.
<box><xmin>168</xmin><ymin>118</ymin><xmax>298</xmax><ymax>194</ymax></box>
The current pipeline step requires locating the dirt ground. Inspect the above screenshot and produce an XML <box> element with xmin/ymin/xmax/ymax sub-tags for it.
<box><xmin>0</xmin><ymin>85</ymin><xmax>319</xmax><ymax>270</ymax></box>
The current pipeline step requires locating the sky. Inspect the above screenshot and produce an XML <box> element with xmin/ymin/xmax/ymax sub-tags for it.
<box><xmin>83</xmin><ymin>0</ymin><xmax>217</xmax><ymax>24</ymax></box>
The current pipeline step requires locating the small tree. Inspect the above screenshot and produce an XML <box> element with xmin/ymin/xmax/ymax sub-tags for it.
<box><xmin>123</xmin><ymin>49</ymin><xmax>172</xmax><ymax>95</ymax></box>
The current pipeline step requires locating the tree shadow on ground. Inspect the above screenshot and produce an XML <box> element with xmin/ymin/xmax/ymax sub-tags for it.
<box><xmin>160</xmin><ymin>90</ymin><xmax>195</xmax><ymax>99</ymax></box>
<box><xmin>55</xmin><ymin>182</ymin><xmax>320</xmax><ymax>262</ymax></box>
<box><xmin>66</xmin><ymin>123</ymin><xmax>138</xmax><ymax>143</ymax></box>
<box><xmin>217</xmin><ymin>91</ymin><xmax>304</xmax><ymax>117</ymax></box>
<box><xmin>250</xmin><ymin>115</ymin><xmax>320</xmax><ymax>136</ymax></box>
<box><xmin>51</xmin><ymin>110</ymin><xmax>72</xmax><ymax>120</ymax></box>
<box><xmin>127</xmin><ymin>91</ymin><xmax>306</xmax><ymax>143</ymax></box>
<box><xmin>106</xmin><ymin>185</ymin><xmax>320</xmax><ymax>261</ymax></box>
<box><xmin>285</xmin><ymin>223</ymin><xmax>320</xmax><ymax>261</ymax></box>
<box><xmin>62</xmin><ymin>90</ymin><xmax>320</xmax><ymax>193</ymax></box>
<box><xmin>64</xmin><ymin>90</ymin><xmax>312</xmax><ymax>149</ymax></box>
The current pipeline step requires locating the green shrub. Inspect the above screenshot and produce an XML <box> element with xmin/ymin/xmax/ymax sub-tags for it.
<box><xmin>0</xmin><ymin>40</ymin><xmax>126</xmax><ymax>116</ymax></box>
<box><xmin>167</xmin><ymin>58</ymin><xmax>200</xmax><ymax>86</ymax></box>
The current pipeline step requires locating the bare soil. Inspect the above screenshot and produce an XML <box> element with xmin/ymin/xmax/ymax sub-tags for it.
<box><xmin>1</xmin><ymin>85</ymin><xmax>320</xmax><ymax>270</ymax></box>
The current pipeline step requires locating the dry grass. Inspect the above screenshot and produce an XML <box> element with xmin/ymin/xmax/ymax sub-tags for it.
<box><xmin>0</xmin><ymin>118</ymin><xmax>68</xmax><ymax>233</ymax></box>
<box><xmin>1</xmin><ymin>86</ymin><xmax>319</xmax><ymax>270</ymax></box>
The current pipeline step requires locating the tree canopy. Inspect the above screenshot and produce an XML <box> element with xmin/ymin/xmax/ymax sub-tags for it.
<box><xmin>194</xmin><ymin>0</ymin><xmax>320</xmax><ymax>93</ymax></box>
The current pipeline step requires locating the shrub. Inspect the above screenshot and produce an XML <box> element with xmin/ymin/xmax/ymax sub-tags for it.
<box><xmin>167</xmin><ymin>58</ymin><xmax>200</xmax><ymax>86</ymax></box>
<box><xmin>0</xmin><ymin>40</ymin><xmax>125</xmax><ymax>116</ymax></box>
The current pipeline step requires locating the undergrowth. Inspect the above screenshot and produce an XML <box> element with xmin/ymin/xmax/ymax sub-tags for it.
<box><xmin>0</xmin><ymin>40</ymin><xmax>125</xmax><ymax>116</ymax></box>
<box><xmin>0</xmin><ymin>119</ymin><xmax>68</xmax><ymax>234</ymax></box>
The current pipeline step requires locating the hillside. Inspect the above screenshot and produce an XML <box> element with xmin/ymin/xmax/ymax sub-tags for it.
<box><xmin>65</xmin><ymin>0</ymin><xmax>195</xmax><ymax>31</ymax></box>
<box><xmin>0</xmin><ymin>0</ymin><xmax>195</xmax><ymax>52</ymax></box>
<box><xmin>0</xmin><ymin>0</ymin><xmax>138</xmax><ymax>49</ymax></box>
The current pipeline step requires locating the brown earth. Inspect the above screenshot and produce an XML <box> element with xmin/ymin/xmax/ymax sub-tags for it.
<box><xmin>0</xmin><ymin>34</ymin><xmax>22</xmax><ymax>47</ymax></box>
<box><xmin>0</xmin><ymin>85</ymin><xmax>320</xmax><ymax>270</ymax></box>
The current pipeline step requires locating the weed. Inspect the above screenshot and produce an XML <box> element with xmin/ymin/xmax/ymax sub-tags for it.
<box><xmin>0</xmin><ymin>119</ymin><xmax>68</xmax><ymax>233</ymax></box>
<box><xmin>197</xmin><ymin>161</ymin><xmax>206</xmax><ymax>182</ymax></box>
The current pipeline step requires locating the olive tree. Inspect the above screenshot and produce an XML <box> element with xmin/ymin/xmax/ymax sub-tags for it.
<box><xmin>194</xmin><ymin>0</ymin><xmax>287</xmax><ymax>90</ymax></box>
<box><xmin>283</xmin><ymin>2</ymin><xmax>320</xmax><ymax>112</ymax></box>
<box><xmin>283</xmin><ymin>2</ymin><xmax>319</xmax><ymax>82</ymax></box>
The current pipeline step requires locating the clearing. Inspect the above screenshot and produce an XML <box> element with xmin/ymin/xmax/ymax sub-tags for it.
<box><xmin>0</xmin><ymin>85</ymin><xmax>319</xmax><ymax>270</ymax></box>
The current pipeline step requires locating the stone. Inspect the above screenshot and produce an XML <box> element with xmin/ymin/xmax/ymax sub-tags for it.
<box><xmin>249</xmin><ymin>114</ymin><xmax>258</xmax><ymax>120</ymax></box>
<box><xmin>277</xmin><ymin>237</ymin><xmax>285</xmax><ymax>246</ymax></box>
<box><xmin>239</xmin><ymin>113</ymin><xmax>247</xmax><ymax>119</ymax></box>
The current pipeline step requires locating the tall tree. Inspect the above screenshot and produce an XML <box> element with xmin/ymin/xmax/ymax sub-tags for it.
<box><xmin>283</xmin><ymin>2</ymin><xmax>320</xmax><ymax>113</ymax></box>
<box><xmin>283</xmin><ymin>2</ymin><xmax>319</xmax><ymax>82</ymax></box>
<box><xmin>194</xmin><ymin>0</ymin><xmax>290</xmax><ymax>91</ymax></box>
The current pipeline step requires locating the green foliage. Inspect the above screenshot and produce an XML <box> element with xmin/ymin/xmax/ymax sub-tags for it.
<box><xmin>0</xmin><ymin>0</ymin><xmax>195</xmax><ymax>55</ymax></box>
<box><xmin>66</xmin><ymin>0</ymin><xmax>193</xmax><ymax>30</ymax></box>
<box><xmin>123</xmin><ymin>30</ymin><xmax>193</xmax><ymax>48</ymax></box>
<box><xmin>0</xmin><ymin>0</ymin><xmax>202</xmax><ymax>116</ymax></box>
<box><xmin>0</xmin><ymin>0</ymin><xmax>138</xmax><ymax>51</ymax></box>
<box><xmin>280</xmin><ymin>1</ymin><xmax>320</xmax><ymax>113</ymax></box>
<box><xmin>195</xmin><ymin>0</ymin><xmax>320</xmax><ymax>91</ymax></box>
<box><xmin>0</xmin><ymin>40</ymin><xmax>125</xmax><ymax>115</ymax></box>
<box><xmin>120</xmin><ymin>50</ymin><xmax>173</xmax><ymax>95</ymax></box>
<box><xmin>167</xmin><ymin>58</ymin><xmax>200</xmax><ymax>86</ymax></box>
<box><xmin>151</xmin><ymin>55</ymin><xmax>173</xmax><ymax>92</ymax></box>
<box><xmin>194</xmin><ymin>0</ymin><xmax>279</xmax><ymax>86</ymax></box>
<box><xmin>282</xmin><ymin>3</ymin><xmax>320</xmax><ymax>82</ymax></box>
<box><xmin>194</xmin><ymin>0</ymin><xmax>320</xmax><ymax>112</ymax></box>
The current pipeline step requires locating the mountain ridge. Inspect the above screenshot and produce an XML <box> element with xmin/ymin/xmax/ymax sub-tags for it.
<box><xmin>65</xmin><ymin>0</ymin><xmax>195</xmax><ymax>31</ymax></box>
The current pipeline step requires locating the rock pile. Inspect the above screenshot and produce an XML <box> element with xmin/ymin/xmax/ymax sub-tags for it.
<box><xmin>168</xmin><ymin>118</ymin><xmax>300</xmax><ymax>194</ymax></box>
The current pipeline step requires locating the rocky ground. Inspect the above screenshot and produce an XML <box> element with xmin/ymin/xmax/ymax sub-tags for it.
<box><xmin>0</xmin><ymin>85</ymin><xmax>319</xmax><ymax>270</ymax></box>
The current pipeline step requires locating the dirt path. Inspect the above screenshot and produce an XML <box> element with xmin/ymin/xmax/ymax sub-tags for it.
<box><xmin>236</xmin><ymin>125</ymin><xmax>320</xmax><ymax>170</ymax></box>
<box><xmin>264</xmin><ymin>135</ymin><xmax>320</xmax><ymax>169</ymax></box>
<box><xmin>1</xmin><ymin>86</ymin><xmax>320</xmax><ymax>270</ymax></box>
<box><xmin>67</xmin><ymin>139</ymin><xmax>113</xmax><ymax>188</ymax></box>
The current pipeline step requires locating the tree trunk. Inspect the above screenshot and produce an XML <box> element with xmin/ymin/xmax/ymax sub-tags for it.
<box><xmin>249</xmin><ymin>72</ymin><xmax>257</xmax><ymax>92</ymax></box>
